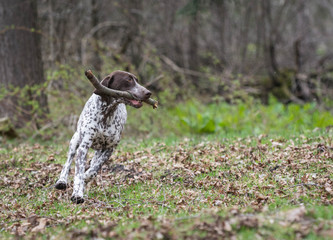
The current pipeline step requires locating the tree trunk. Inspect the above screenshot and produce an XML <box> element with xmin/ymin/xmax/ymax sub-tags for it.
<box><xmin>187</xmin><ymin>9</ymin><xmax>200</xmax><ymax>88</ymax></box>
<box><xmin>90</xmin><ymin>0</ymin><xmax>102</xmax><ymax>72</ymax></box>
<box><xmin>215</xmin><ymin>0</ymin><xmax>227</xmax><ymax>67</ymax></box>
<box><xmin>0</xmin><ymin>0</ymin><xmax>48</xmax><ymax>129</ymax></box>
<box><xmin>188</xmin><ymin>13</ymin><xmax>199</xmax><ymax>71</ymax></box>
<box><xmin>262</xmin><ymin>0</ymin><xmax>279</xmax><ymax>75</ymax></box>
<box><xmin>48</xmin><ymin>0</ymin><xmax>55</xmax><ymax>63</ymax></box>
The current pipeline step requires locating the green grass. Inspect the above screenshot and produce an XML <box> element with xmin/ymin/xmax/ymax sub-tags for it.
<box><xmin>1</xmin><ymin>99</ymin><xmax>333</xmax><ymax>239</ymax></box>
<box><xmin>1</xmin><ymin>129</ymin><xmax>332</xmax><ymax>239</ymax></box>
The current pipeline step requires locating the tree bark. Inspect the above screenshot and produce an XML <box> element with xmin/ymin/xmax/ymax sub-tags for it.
<box><xmin>215</xmin><ymin>0</ymin><xmax>227</xmax><ymax>67</ymax></box>
<box><xmin>90</xmin><ymin>0</ymin><xmax>102</xmax><ymax>72</ymax></box>
<box><xmin>188</xmin><ymin>13</ymin><xmax>199</xmax><ymax>72</ymax></box>
<box><xmin>187</xmin><ymin>3</ymin><xmax>200</xmax><ymax>88</ymax></box>
<box><xmin>262</xmin><ymin>0</ymin><xmax>279</xmax><ymax>75</ymax></box>
<box><xmin>0</xmin><ymin>0</ymin><xmax>48</xmax><ymax>128</ymax></box>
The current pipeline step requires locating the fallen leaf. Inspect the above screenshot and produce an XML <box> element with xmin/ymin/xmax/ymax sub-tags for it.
<box><xmin>324</xmin><ymin>182</ymin><xmax>333</xmax><ymax>195</ymax></box>
<box><xmin>321</xmin><ymin>229</ymin><xmax>333</xmax><ymax>238</ymax></box>
<box><xmin>284</xmin><ymin>206</ymin><xmax>306</xmax><ymax>222</ymax></box>
<box><xmin>31</xmin><ymin>218</ymin><xmax>48</xmax><ymax>233</ymax></box>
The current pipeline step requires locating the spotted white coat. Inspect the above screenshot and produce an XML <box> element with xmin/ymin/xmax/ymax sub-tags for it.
<box><xmin>55</xmin><ymin>70</ymin><xmax>151</xmax><ymax>204</ymax></box>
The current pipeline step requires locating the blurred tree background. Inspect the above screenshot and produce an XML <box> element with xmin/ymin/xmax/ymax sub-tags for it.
<box><xmin>0</xmin><ymin>0</ymin><xmax>332</xmax><ymax>139</ymax></box>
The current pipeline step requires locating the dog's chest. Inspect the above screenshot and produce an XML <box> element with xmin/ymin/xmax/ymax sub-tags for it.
<box><xmin>79</xmin><ymin>95</ymin><xmax>127</xmax><ymax>150</ymax></box>
<box><xmin>93</xmin><ymin>105</ymin><xmax>127</xmax><ymax>149</ymax></box>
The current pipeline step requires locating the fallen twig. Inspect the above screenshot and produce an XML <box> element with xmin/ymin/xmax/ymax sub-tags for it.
<box><xmin>85</xmin><ymin>70</ymin><xmax>158</xmax><ymax>109</ymax></box>
<box><xmin>287</xmin><ymin>183</ymin><xmax>319</xmax><ymax>189</ymax></box>
<box><xmin>175</xmin><ymin>215</ymin><xmax>202</xmax><ymax>221</ymax></box>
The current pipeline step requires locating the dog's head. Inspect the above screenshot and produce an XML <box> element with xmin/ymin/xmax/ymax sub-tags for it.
<box><xmin>95</xmin><ymin>70</ymin><xmax>151</xmax><ymax>108</ymax></box>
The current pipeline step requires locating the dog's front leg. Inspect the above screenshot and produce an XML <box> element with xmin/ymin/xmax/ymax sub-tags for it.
<box><xmin>71</xmin><ymin>140</ymin><xmax>91</xmax><ymax>204</ymax></box>
<box><xmin>55</xmin><ymin>132</ymin><xmax>80</xmax><ymax>190</ymax></box>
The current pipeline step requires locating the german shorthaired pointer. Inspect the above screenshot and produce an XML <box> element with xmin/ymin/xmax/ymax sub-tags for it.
<box><xmin>55</xmin><ymin>70</ymin><xmax>151</xmax><ymax>204</ymax></box>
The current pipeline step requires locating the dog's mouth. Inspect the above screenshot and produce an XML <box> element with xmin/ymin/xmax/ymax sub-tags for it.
<box><xmin>126</xmin><ymin>99</ymin><xmax>143</xmax><ymax>108</ymax></box>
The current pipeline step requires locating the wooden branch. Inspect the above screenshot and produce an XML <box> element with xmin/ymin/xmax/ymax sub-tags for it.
<box><xmin>160</xmin><ymin>55</ymin><xmax>209</xmax><ymax>78</ymax></box>
<box><xmin>85</xmin><ymin>70</ymin><xmax>158</xmax><ymax>109</ymax></box>
<box><xmin>81</xmin><ymin>21</ymin><xmax>127</xmax><ymax>65</ymax></box>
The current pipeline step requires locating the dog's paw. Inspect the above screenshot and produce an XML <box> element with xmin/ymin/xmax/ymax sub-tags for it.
<box><xmin>71</xmin><ymin>195</ymin><xmax>85</xmax><ymax>204</ymax></box>
<box><xmin>55</xmin><ymin>181</ymin><xmax>67</xmax><ymax>190</ymax></box>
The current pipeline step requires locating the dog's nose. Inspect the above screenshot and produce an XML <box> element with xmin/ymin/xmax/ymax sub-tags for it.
<box><xmin>145</xmin><ymin>90</ymin><xmax>152</xmax><ymax>98</ymax></box>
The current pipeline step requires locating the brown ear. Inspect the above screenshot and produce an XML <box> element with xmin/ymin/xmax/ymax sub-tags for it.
<box><xmin>94</xmin><ymin>75</ymin><xmax>113</xmax><ymax>94</ymax></box>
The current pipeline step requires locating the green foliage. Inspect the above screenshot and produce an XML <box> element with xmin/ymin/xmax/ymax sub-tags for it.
<box><xmin>177</xmin><ymin>0</ymin><xmax>203</xmax><ymax>16</ymax></box>
<box><xmin>171</xmin><ymin>96</ymin><xmax>333</xmax><ymax>135</ymax></box>
<box><xmin>0</xmin><ymin>81</ymin><xmax>48</xmax><ymax>131</ymax></box>
<box><xmin>247</xmin><ymin>43</ymin><xmax>257</xmax><ymax>55</ymax></box>
<box><xmin>174</xmin><ymin>103</ymin><xmax>217</xmax><ymax>134</ymax></box>
<box><xmin>125</xmin><ymin>96</ymin><xmax>333</xmax><ymax>141</ymax></box>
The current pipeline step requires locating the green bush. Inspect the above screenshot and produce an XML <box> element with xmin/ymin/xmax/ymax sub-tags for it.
<box><xmin>171</xmin><ymin>96</ymin><xmax>333</xmax><ymax>136</ymax></box>
<box><xmin>18</xmin><ymin>62</ymin><xmax>332</xmax><ymax>141</ymax></box>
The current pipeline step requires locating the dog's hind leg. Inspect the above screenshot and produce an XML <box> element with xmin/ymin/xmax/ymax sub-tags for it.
<box><xmin>55</xmin><ymin>132</ymin><xmax>80</xmax><ymax>190</ymax></box>
<box><xmin>84</xmin><ymin>148</ymin><xmax>113</xmax><ymax>183</ymax></box>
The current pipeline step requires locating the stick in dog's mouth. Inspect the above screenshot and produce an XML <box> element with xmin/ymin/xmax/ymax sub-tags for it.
<box><xmin>85</xmin><ymin>70</ymin><xmax>158</xmax><ymax>109</ymax></box>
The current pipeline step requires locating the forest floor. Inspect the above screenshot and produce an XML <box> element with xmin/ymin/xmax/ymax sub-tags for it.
<box><xmin>0</xmin><ymin>131</ymin><xmax>332</xmax><ymax>239</ymax></box>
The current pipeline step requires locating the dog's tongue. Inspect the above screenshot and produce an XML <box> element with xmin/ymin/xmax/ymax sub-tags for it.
<box><xmin>129</xmin><ymin>99</ymin><xmax>142</xmax><ymax>107</ymax></box>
